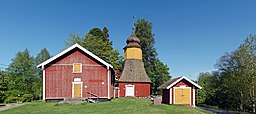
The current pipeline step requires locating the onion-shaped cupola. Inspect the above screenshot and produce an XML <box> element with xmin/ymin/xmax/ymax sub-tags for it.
<box><xmin>124</xmin><ymin>33</ymin><xmax>142</xmax><ymax>60</ymax></box>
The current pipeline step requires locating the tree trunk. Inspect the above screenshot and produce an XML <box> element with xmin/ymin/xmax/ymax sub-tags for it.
<box><xmin>240</xmin><ymin>91</ymin><xmax>243</xmax><ymax>111</ymax></box>
<box><xmin>253</xmin><ymin>84</ymin><xmax>255</xmax><ymax>113</ymax></box>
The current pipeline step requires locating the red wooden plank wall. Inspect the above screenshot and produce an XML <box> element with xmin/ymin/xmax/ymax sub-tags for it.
<box><xmin>118</xmin><ymin>82</ymin><xmax>150</xmax><ymax>97</ymax></box>
<box><xmin>45</xmin><ymin>49</ymin><xmax>114</xmax><ymax>99</ymax></box>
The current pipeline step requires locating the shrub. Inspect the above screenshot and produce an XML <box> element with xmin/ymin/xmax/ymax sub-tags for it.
<box><xmin>4</xmin><ymin>97</ymin><xmax>22</xmax><ymax>104</ymax></box>
<box><xmin>4</xmin><ymin>90</ymin><xmax>23</xmax><ymax>97</ymax></box>
<box><xmin>0</xmin><ymin>91</ymin><xmax>7</xmax><ymax>103</ymax></box>
<box><xmin>22</xmin><ymin>94</ymin><xmax>33</xmax><ymax>102</ymax></box>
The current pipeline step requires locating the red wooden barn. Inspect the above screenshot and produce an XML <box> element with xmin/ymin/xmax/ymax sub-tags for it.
<box><xmin>118</xmin><ymin>33</ymin><xmax>151</xmax><ymax>97</ymax></box>
<box><xmin>37</xmin><ymin>43</ymin><xmax>115</xmax><ymax>101</ymax></box>
<box><xmin>158</xmin><ymin>76</ymin><xmax>202</xmax><ymax>107</ymax></box>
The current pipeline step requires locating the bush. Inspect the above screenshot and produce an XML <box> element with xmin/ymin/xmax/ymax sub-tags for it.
<box><xmin>4</xmin><ymin>90</ymin><xmax>23</xmax><ymax>97</ymax></box>
<box><xmin>0</xmin><ymin>91</ymin><xmax>7</xmax><ymax>103</ymax></box>
<box><xmin>22</xmin><ymin>94</ymin><xmax>33</xmax><ymax>102</ymax></box>
<box><xmin>4</xmin><ymin>97</ymin><xmax>22</xmax><ymax>104</ymax></box>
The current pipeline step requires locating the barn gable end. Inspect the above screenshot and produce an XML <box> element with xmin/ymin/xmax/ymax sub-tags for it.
<box><xmin>37</xmin><ymin>43</ymin><xmax>115</xmax><ymax>101</ymax></box>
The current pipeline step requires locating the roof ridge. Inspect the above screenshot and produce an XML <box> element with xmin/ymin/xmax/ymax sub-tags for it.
<box><xmin>37</xmin><ymin>43</ymin><xmax>113</xmax><ymax>69</ymax></box>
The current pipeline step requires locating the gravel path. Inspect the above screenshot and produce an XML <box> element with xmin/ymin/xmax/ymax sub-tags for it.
<box><xmin>0</xmin><ymin>103</ymin><xmax>26</xmax><ymax>112</ymax></box>
<box><xmin>198</xmin><ymin>106</ymin><xmax>235</xmax><ymax>114</ymax></box>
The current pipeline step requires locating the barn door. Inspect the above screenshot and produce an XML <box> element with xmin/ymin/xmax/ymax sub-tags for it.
<box><xmin>174</xmin><ymin>87</ymin><xmax>190</xmax><ymax>105</ymax></box>
<box><xmin>74</xmin><ymin>84</ymin><xmax>81</xmax><ymax>98</ymax></box>
<box><xmin>125</xmin><ymin>85</ymin><xmax>134</xmax><ymax>97</ymax></box>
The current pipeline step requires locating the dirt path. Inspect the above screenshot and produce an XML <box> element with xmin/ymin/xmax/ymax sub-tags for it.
<box><xmin>198</xmin><ymin>106</ymin><xmax>235</xmax><ymax>114</ymax></box>
<box><xmin>0</xmin><ymin>103</ymin><xmax>26</xmax><ymax>112</ymax></box>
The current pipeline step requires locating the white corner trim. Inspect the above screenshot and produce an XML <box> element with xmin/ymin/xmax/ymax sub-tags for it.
<box><xmin>72</xmin><ymin>81</ymin><xmax>83</xmax><ymax>98</ymax></box>
<box><xmin>43</xmin><ymin>69</ymin><xmax>46</xmax><ymax>100</ymax></box>
<box><xmin>169</xmin><ymin>88</ymin><xmax>172</xmax><ymax>104</ymax></box>
<box><xmin>107</xmin><ymin>67</ymin><xmax>110</xmax><ymax>99</ymax></box>
<box><xmin>166</xmin><ymin>76</ymin><xmax>202</xmax><ymax>89</ymax></box>
<box><xmin>118</xmin><ymin>89</ymin><xmax>120</xmax><ymax>98</ymax></box>
<box><xmin>37</xmin><ymin>43</ymin><xmax>113</xmax><ymax>69</ymax></box>
<box><xmin>193</xmin><ymin>86</ymin><xmax>195</xmax><ymax>107</ymax></box>
<box><xmin>72</xmin><ymin>63</ymin><xmax>82</xmax><ymax>73</ymax></box>
<box><xmin>173</xmin><ymin>87</ymin><xmax>191</xmax><ymax>105</ymax></box>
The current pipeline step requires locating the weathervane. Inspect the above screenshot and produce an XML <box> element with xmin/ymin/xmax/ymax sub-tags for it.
<box><xmin>132</xmin><ymin>16</ymin><xmax>136</xmax><ymax>34</ymax></box>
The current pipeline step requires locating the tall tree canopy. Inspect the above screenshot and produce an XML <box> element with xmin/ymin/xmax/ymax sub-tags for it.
<box><xmin>7</xmin><ymin>49</ymin><xmax>36</xmax><ymax>95</ymax></box>
<box><xmin>215</xmin><ymin>35</ymin><xmax>256</xmax><ymax>111</ymax></box>
<box><xmin>135</xmin><ymin>19</ymin><xmax>171</xmax><ymax>94</ymax></box>
<box><xmin>197</xmin><ymin>72</ymin><xmax>218</xmax><ymax>105</ymax></box>
<box><xmin>198</xmin><ymin>35</ymin><xmax>256</xmax><ymax>112</ymax></box>
<box><xmin>35</xmin><ymin>48</ymin><xmax>51</xmax><ymax>66</ymax></box>
<box><xmin>34</xmin><ymin>48</ymin><xmax>51</xmax><ymax>99</ymax></box>
<box><xmin>65</xmin><ymin>27</ymin><xmax>122</xmax><ymax>69</ymax></box>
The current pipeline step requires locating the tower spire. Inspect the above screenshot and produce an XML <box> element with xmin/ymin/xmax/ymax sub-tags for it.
<box><xmin>132</xmin><ymin>16</ymin><xmax>136</xmax><ymax>34</ymax></box>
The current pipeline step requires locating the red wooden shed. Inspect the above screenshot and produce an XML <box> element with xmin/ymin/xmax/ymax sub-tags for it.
<box><xmin>37</xmin><ymin>43</ymin><xmax>115</xmax><ymax>101</ymax></box>
<box><xmin>158</xmin><ymin>76</ymin><xmax>202</xmax><ymax>107</ymax></box>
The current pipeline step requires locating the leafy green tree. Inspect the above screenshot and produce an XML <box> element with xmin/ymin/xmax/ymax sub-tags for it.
<box><xmin>65</xmin><ymin>27</ymin><xmax>122</xmax><ymax>69</ymax></box>
<box><xmin>7</xmin><ymin>49</ymin><xmax>36</xmax><ymax>95</ymax></box>
<box><xmin>135</xmin><ymin>19</ymin><xmax>171</xmax><ymax>94</ymax></box>
<box><xmin>153</xmin><ymin>59</ymin><xmax>171</xmax><ymax>94</ymax></box>
<box><xmin>0</xmin><ymin>71</ymin><xmax>8</xmax><ymax>102</ymax></box>
<box><xmin>197</xmin><ymin>72</ymin><xmax>218</xmax><ymax>105</ymax></box>
<box><xmin>215</xmin><ymin>35</ymin><xmax>256</xmax><ymax>111</ymax></box>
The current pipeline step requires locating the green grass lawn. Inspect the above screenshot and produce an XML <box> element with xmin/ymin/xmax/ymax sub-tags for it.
<box><xmin>1</xmin><ymin>97</ymin><xmax>211</xmax><ymax>114</ymax></box>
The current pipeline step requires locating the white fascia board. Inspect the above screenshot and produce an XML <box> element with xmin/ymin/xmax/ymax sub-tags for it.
<box><xmin>166</xmin><ymin>76</ymin><xmax>202</xmax><ymax>89</ymax></box>
<box><xmin>37</xmin><ymin>43</ymin><xmax>113</xmax><ymax>69</ymax></box>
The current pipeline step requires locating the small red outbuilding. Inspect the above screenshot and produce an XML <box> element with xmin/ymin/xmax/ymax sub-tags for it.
<box><xmin>158</xmin><ymin>76</ymin><xmax>202</xmax><ymax>107</ymax></box>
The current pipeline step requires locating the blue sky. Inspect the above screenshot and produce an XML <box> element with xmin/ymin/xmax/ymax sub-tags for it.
<box><xmin>0</xmin><ymin>0</ymin><xmax>255</xmax><ymax>80</ymax></box>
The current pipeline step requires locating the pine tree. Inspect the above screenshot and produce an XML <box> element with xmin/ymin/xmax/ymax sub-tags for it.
<box><xmin>34</xmin><ymin>48</ymin><xmax>51</xmax><ymax>99</ymax></box>
<box><xmin>135</xmin><ymin>19</ymin><xmax>171</xmax><ymax>94</ymax></box>
<box><xmin>65</xmin><ymin>27</ymin><xmax>122</xmax><ymax>69</ymax></box>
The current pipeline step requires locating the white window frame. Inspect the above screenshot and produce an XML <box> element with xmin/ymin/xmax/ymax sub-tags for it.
<box><xmin>73</xmin><ymin>63</ymin><xmax>82</xmax><ymax>73</ymax></box>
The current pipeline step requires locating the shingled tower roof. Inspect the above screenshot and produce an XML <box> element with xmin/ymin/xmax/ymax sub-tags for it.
<box><xmin>119</xmin><ymin>34</ymin><xmax>151</xmax><ymax>83</ymax></box>
<box><xmin>123</xmin><ymin>34</ymin><xmax>141</xmax><ymax>49</ymax></box>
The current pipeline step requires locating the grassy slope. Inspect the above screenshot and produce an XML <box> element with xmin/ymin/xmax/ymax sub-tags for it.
<box><xmin>1</xmin><ymin>98</ymin><xmax>211</xmax><ymax>114</ymax></box>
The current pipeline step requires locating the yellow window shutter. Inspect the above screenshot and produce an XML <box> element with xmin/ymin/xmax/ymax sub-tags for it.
<box><xmin>73</xmin><ymin>63</ymin><xmax>82</xmax><ymax>73</ymax></box>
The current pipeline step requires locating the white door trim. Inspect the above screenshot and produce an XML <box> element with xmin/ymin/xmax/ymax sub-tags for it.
<box><xmin>125</xmin><ymin>85</ymin><xmax>135</xmax><ymax>97</ymax></box>
<box><xmin>173</xmin><ymin>87</ymin><xmax>191</xmax><ymax>105</ymax></box>
<box><xmin>169</xmin><ymin>88</ymin><xmax>173</xmax><ymax>104</ymax></box>
<box><xmin>72</xmin><ymin>82</ymin><xmax>83</xmax><ymax>98</ymax></box>
<box><xmin>193</xmin><ymin>86</ymin><xmax>195</xmax><ymax>107</ymax></box>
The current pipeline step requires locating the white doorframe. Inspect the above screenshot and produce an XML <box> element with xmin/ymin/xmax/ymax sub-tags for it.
<box><xmin>72</xmin><ymin>82</ymin><xmax>83</xmax><ymax>98</ymax></box>
<box><xmin>125</xmin><ymin>85</ymin><xmax>135</xmax><ymax>97</ymax></box>
<box><xmin>169</xmin><ymin>88</ymin><xmax>173</xmax><ymax>104</ymax></box>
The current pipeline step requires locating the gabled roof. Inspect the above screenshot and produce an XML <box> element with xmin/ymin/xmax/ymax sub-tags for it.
<box><xmin>37</xmin><ymin>43</ymin><xmax>113</xmax><ymax>69</ymax></box>
<box><xmin>158</xmin><ymin>76</ymin><xmax>202</xmax><ymax>89</ymax></box>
